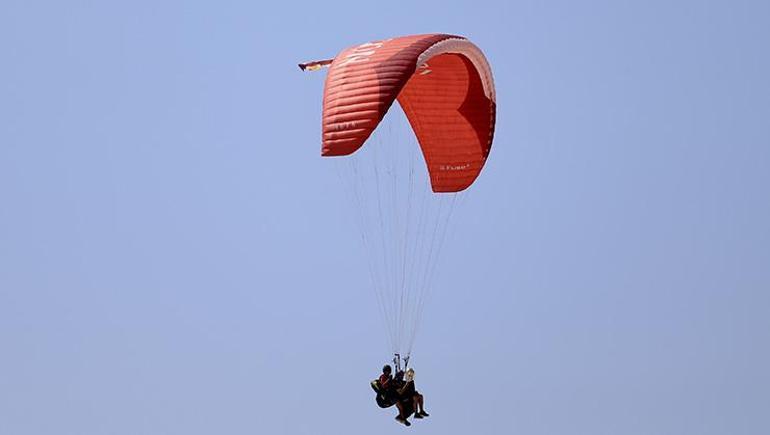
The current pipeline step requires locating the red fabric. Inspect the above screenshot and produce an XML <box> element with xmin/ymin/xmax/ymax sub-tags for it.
<box><xmin>320</xmin><ymin>34</ymin><xmax>495</xmax><ymax>192</ymax></box>
<box><xmin>379</xmin><ymin>374</ymin><xmax>391</xmax><ymax>388</ymax></box>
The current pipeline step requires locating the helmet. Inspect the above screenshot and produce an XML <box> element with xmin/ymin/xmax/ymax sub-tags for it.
<box><xmin>383</xmin><ymin>364</ymin><xmax>392</xmax><ymax>375</ymax></box>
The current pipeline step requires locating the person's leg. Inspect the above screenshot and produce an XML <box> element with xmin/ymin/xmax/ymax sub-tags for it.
<box><xmin>417</xmin><ymin>394</ymin><xmax>429</xmax><ymax>416</ymax></box>
<box><xmin>394</xmin><ymin>402</ymin><xmax>411</xmax><ymax>426</ymax></box>
<box><xmin>413</xmin><ymin>396</ymin><xmax>424</xmax><ymax>419</ymax></box>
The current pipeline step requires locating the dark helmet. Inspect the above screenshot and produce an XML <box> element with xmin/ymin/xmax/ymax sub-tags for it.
<box><xmin>383</xmin><ymin>364</ymin><xmax>392</xmax><ymax>375</ymax></box>
<box><xmin>395</xmin><ymin>370</ymin><xmax>405</xmax><ymax>380</ymax></box>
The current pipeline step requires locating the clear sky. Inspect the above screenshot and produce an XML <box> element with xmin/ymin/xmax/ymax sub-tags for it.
<box><xmin>1</xmin><ymin>1</ymin><xmax>769</xmax><ymax>434</ymax></box>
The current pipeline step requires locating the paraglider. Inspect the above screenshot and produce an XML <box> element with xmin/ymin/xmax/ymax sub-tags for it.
<box><xmin>370</xmin><ymin>364</ymin><xmax>429</xmax><ymax>426</ymax></box>
<box><xmin>301</xmin><ymin>33</ymin><xmax>495</xmax><ymax>191</ymax></box>
<box><xmin>302</xmin><ymin>33</ymin><xmax>496</xmax><ymax>424</ymax></box>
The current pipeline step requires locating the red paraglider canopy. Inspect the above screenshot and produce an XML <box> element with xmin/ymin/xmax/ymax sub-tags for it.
<box><xmin>315</xmin><ymin>34</ymin><xmax>496</xmax><ymax>192</ymax></box>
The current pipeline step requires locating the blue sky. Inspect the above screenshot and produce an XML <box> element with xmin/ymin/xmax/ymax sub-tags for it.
<box><xmin>1</xmin><ymin>1</ymin><xmax>769</xmax><ymax>434</ymax></box>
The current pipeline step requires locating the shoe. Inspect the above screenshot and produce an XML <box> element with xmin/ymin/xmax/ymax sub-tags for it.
<box><xmin>419</xmin><ymin>411</ymin><xmax>430</xmax><ymax>417</ymax></box>
<box><xmin>395</xmin><ymin>416</ymin><xmax>411</xmax><ymax>426</ymax></box>
<box><xmin>414</xmin><ymin>413</ymin><xmax>423</xmax><ymax>419</ymax></box>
